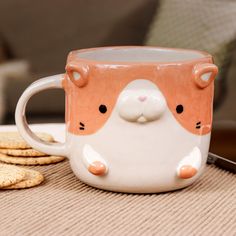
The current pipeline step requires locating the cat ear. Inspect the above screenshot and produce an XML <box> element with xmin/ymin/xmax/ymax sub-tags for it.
<box><xmin>193</xmin><ymin>63</ymin><xmax>218</xmax><ymax>88</ymax></box>
<box><xmin>66</xmin><ymin>63</ymin><xmax>89</xmax><ymax>87</ymax></box>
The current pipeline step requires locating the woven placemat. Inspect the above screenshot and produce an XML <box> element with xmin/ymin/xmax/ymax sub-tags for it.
<box><xmin>0</xmin><ymin>160</ymin><xmax>235</xmax><ymax>236</ymax></box>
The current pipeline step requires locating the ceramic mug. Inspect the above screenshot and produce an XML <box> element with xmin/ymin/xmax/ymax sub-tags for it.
<box><xmin>15</xmin><ymin>46</ymin><xmax>218</xmax><ymax>193</ymax></box>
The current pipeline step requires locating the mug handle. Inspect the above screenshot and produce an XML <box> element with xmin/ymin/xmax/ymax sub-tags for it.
<box><xmin>15</xmin><ymin>74</ymin><xmax>68</xmax><ymax>157</ymax></box>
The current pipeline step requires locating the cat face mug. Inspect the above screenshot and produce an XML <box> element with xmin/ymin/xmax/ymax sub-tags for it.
<box><xmin>15</xmin><ymin>46</ymin><xmax>218</xmax><ymax>193</ymax></box>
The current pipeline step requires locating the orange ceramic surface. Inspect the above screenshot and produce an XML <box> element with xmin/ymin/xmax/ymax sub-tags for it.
<box><xmin>179</xmin><ymin>165</ymin><xmax>198</xmax><ymax>179</ymax></box>
<box><xmin>62</xmin><ymin>47</ymin><xmax>217</xmax><ymax>136</ymax></box>
<box><xmin>88</xmin><ymin>161</ymin><xmax>107</xmax><ymax>176</ymax></box>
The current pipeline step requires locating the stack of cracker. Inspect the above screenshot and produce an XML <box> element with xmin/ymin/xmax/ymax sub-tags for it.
<box><xmin>0</xmin><ymin>163</ymin><xmax>44</xmax><ymax>189</ymax></box>
<box><xmin>0</xmin><ymin>132</ymin><xmax>65</xmax><ymax>189</ymax></box>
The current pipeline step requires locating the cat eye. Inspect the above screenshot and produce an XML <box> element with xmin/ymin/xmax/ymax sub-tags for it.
<box><xmin>99</xmin><ymin>104</ymin><xmax>107</xmax><ymax>114</ymax></box>
<box><xmin>176</xmin><ymin>104</ymin><xmax>184</xmax><ymax>114</ymax></box>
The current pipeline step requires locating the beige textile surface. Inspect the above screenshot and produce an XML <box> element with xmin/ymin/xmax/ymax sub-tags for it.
<box><xmin>0</xmin><ymin>161</ymin><xmax>235</xmax><ymax>236</ymax></box>
<box><xmin>0</xmin><ymin>125</ymin><xmax>235</xmax><ymax>235</ymax></box>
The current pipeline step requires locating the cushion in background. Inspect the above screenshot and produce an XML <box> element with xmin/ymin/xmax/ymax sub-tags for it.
<box><xmin>0</xmin><ymin>0</ymin><xmax>158</xmax><ymax>116</ymax></box>
<box><xmin>146</xmin><ymin>0</ymin><xmax>236</xmax><ymax>67</ymax></box>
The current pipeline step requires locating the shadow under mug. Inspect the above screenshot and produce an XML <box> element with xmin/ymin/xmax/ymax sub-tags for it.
<box><xmin>15</xmin><ymin>46</ymin><xmax>218</xmax><ymax>193</ymax></box>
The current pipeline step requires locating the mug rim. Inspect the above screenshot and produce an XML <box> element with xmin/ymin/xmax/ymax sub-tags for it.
<box><xmin>68</xmin><ymin>46</ymin><xmax>212</xmax><ymax>65</ymax></box>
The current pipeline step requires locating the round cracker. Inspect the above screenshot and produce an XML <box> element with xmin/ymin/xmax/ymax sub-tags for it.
<box><xmin>2</xmin><ymin>168</ymin><xmax>44</xmax><ymax>189</ymax></box>
<box><xmin>0</xmin><ymin>148</ymin><xmax>47</xmax><ymax>157</ymax></box>
<box><xmin>0</xmin><ymin>163</ymin><xmax>26</xmax><ymax>187</ymax></box>
<box><xmin>0</xmin><ymin>132</ymin><xmax>54</xmax><ymax>149</ymax></box>
<box><xmin>0</xmin><ymin>153</ymin><xmax>65</xmax><ymax>165</ymax></box>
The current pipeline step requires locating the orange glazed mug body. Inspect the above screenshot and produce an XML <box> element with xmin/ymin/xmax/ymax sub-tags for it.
<box><xmin>15</xmin><ymin>46</ymin><xmax>218</xmax><ymax>193</ymax></box>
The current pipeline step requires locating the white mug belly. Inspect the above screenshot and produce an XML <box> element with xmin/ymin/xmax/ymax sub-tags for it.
<box><xmin>68</xmin><ymin>116</ymin><xmax>210</xmax><ymax>193</ymax></box>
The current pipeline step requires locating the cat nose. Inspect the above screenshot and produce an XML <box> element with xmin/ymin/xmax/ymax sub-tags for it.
<box><xmin>118</xmin><ymin>90</ymin><xmax>167</xmax><ymax>123</ymax></box>
<box><xmin>138</xmin><ymin>95</ymin><xmax>147</xmax><ymax>102</ymax></box>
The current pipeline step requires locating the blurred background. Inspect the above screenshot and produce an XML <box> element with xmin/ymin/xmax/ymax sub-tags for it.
<box><xmin>0</xmin><ymin>0</ymin><xmax>235</xmax><ymax>160</ymax></box>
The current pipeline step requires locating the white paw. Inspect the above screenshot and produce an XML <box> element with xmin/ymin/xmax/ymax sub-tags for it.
<box><xmin>177</xmin><ymin>147</ymin><xmax>202</xmax><ymax>179</ymax></box>
<box><xmin>83</xmin><ymin>144</ymin><xmax>108</xmax><ymax>176</ymax></box>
